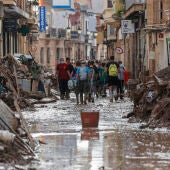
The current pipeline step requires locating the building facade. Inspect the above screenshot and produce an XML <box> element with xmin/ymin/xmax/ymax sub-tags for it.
<box><xmin>103</xmin><ymin>0</ymin><xmax>170</xmax><ymax>80</ymax></box>
<box><xmin>145</xmin><ymin>0</ymin><xmax>170</xmax><ymax>76</ymax></box>
<box><xmin>2</xmin><ymin>0</ymin><xmax>38</xmax><ymax>58</ymax></box>
<box><xmin>34</xmin><ymin>0</ymin><xmax>98</xmax><ymax>73</ymax></box>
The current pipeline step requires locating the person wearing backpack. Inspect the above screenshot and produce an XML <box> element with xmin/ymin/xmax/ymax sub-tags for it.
<box><xmin>76</xmin><ymin>60</ymin><xmax>91</xmax><ymax>104</ymax></box>
<box><xmin>105</xmin><ymin>55</ymin><xmax>119</xmax><ymax>102</ymax></box>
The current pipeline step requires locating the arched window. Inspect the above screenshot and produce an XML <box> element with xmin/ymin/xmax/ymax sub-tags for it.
<box><xmin>40</xmin><ymin>47</ymin><xmax>44</xmax><ymax>64</ymax></box>
<box><xmin>47</xmin><ymin>47</ymin><xmax>50</xmax><ymax>64</ymax></box>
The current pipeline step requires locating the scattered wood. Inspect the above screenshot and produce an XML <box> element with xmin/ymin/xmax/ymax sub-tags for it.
<box><xmin>0</xmin><ymin>100</ymin><xmax>19</xmax><ymax>131</ymax></box>
<box><xmin>0</xmin><ymin>131</ymin><xmax>15</xmax><ymax>145</ymax></box>
<box><xmin>127</xmin><ymin>66</ymin><xmax>170</xmax><ymax>129</ymax></box>
<box><xmin>0</xmin><ymin>53</ymin><xmax>58</xmax><ymax>167</ymax></box>
<box><xmin>14</xmin><ymin>99</ymin><xmax>35</xmax><ymax>149</ymax></box>
<box><xmin>0</xmin><ymin>54</ymin><xmax>36</xmax><ymax>166</ymax></box>
<box><xmin>33</xmin><ymin>98</ymin><xmax>57</xmax><ymax>104</ymax></box>
<box><xmin>29</xmin><ymin>93</ymin><xmax>46</xmax><ymax>100</ymax></box>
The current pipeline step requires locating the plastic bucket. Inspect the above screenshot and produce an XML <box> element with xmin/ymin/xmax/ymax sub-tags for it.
<box><xmin>81</xmin><ymin>112</ymin><xmax>99</xmax><ymax>128</ymax></box>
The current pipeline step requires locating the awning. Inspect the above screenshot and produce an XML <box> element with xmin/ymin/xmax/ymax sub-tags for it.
<box><xmin>4</xmin><ymin>6</ymin><xmax>29</xmax><ymax>19</ymax></box>
<box><xmin>122</xmin><ymin>3</ymin><xmax>145</xmax><ymax>19</ymax></box>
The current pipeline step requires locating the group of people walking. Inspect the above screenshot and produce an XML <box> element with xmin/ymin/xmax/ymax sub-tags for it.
<box><xmin>56</xmin><ymin>56</ymin><xmax>128</xmax><ymax>104</ymax></box>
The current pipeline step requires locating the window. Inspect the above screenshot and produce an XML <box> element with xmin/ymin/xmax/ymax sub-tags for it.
<box><xmin>56</xmin><ymin>48</ymin><xmax>60</xmax><ymax>60</ymax></box>
<box><xmin>40</xmin><ymin>47</ymin><xmax>44</xmax><ymax>64</ymax></box>
<box><xmin>47</xmin><ymin>48</ymin><xmax>50</xmax><ymax>64</ymax></box>
<box><xmin>166</xmin><ymin>38</ymin><xmax>170</xmax><ymax>65</ymax></box>
<box><xmin>68</xmin><ymin>48</ymin><xmax>71</xmax><ymax>58</ymax></box>
<box><xmin>160</xmin><ymin>0</ymin><xmax>163</xmax><ymax>21</ymax></box>
<box><xmin>108</xmin><ymin>0</ymin><xmax>113</xmax><ymax>8</ymax></box>
<box><xmin>107</xmin><ymin>25</ymin><xmax>116</xmax><ymax>36</ymax></box>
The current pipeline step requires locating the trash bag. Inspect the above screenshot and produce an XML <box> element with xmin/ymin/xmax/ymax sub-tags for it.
<box><xmin>68</xmin><ymin>80</ymin><xmax>74</xmax><ymax>90</ymax></box>
<box><xmin>68</xmin><ymin>80</ymin><xmax>77</xmax><ymax>90</ymax></box>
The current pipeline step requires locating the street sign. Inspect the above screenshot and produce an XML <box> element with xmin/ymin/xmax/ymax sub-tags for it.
<box><xmin>39</xmin><ymin>6</ymin><xmax>46</xmax><ymax>32</ymax></box>
<box><xmin>121</xmin><ymin>20</ymin><xmax>135</xmax><ymax>34</ymax></box>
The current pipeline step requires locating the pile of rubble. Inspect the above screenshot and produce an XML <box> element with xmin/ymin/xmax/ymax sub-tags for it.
<box><xmin>0</xmin><ymin>99</ymin><xmax>35</xmax><ymax>167</ymax></box>
<box><xmin>127</xmin><ymin>66</ymin><xmax>170</xmax><ymax>129</ymax></box>
<box><xmin>0</xmin><ymin>54</ymin><xmax>57</xmax><ymax>167</ymax></box>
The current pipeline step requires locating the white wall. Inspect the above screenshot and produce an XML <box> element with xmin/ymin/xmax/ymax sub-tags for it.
<box><xmin>91</xmin><ymin>0</ymin><xmax>105</xmax><ymax>14</ymax></box>
<box><xmin>51</xmin><ymin>10</ymin><xmax>74</xmax><ymax>29</ymax></box>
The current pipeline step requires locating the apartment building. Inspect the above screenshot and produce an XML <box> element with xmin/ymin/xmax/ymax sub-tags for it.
<box><xmin>101</xmin><ymin>0</ymin><xmax>124</xmax><ymax>61</ymax></box>
<box><xmin>122</xmin><ymin>0</ymin><xmax>145</xmax><ymax>79</ymax></box>
<box><xmin>102</xmin><ymin>0</ymin><xmax>170</xmax><ymax>79</ymax></box>
<box><xmin>145</xmin><ymin>0</ymin><xmax>170</xmax><ymax>75</ymax></box>
<box><xmin>2</xmin><ymin>0</ymin><xmax>38</xmax><ymax>58</ymax></box>
<box><xmin>35</xmin><ymin>0</ymin><xmax>98</xmax><ymax>73</ymax></box>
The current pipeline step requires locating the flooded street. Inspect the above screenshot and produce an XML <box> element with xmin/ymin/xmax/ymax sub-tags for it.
<box><xmin>23</xmin><ymin>94</ymin><xmax>170</xmax><ymax>170</ymax></box>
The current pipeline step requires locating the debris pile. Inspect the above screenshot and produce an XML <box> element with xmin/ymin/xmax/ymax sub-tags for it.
<box><xmin>127</xmin><ymin>66</ymin><xmax>170</xmax><ymax>129</ymax></box>
<box><xmin>0</xmin><ymin>99</ymin><xmax>35</xmax><ymax>167</ymax></box>
<box><xmin>0</xmin><ymin>54</ymin><xmax>57</xmax><ymax>108</ymax></box>
<box><xmin>0</xmin><ymin>53</ymin><xmax>57</xmax><ymax>167</ymax></box>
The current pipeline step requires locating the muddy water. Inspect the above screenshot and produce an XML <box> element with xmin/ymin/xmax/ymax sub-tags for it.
<box><xmin>23</xmin><ymin>95</ymin><xmax>170</xmax><ymax>170</ymax></box>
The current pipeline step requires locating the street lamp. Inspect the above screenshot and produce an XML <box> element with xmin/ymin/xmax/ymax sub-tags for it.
<box><xmin>94</xmin><ymin>32</ymin><xmax>98</xmax><ymax>37</ymax></box>
<box><xmin>78</xmin><ymin>26</ymin><xmax>82</xmax><ymax>34</ymax></box>
<box><xmin>87</xmin><ymin>30</ymin><xmax>91</xmax><ymax>35</ymax></box>
<box><xmin>67</xmin><ymin>26</ymin><xmax>71</xmax><ymax>33</ymax></box>
<box><xmin>32</xmin><ymin>0</ymin><xmax>39</xmax><ymax>6</ymax></box>
<box><xmin>28</xmin><ymin>0</ymin><xmax>39</xmax><ymax>16</ymax></box>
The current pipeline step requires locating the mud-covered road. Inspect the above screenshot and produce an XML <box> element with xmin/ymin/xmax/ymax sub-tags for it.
<box><xmin>23</xmin><ymin>94</ymin><xmax>170</xmax><ymax>170</ymax></box>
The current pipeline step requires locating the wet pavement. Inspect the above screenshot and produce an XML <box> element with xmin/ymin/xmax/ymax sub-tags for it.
<box><xmin>23</xmin><ymin>93</ymin><xmax>170</xmax><ymax>170</ymax></box>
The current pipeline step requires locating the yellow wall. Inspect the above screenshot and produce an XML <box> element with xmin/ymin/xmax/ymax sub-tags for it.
<box><xmin>97</xmin><ymin>32</ymin><xmax>103</xmax><ymax>45</ymax></box>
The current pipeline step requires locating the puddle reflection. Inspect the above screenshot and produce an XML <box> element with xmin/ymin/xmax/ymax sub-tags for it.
<box><xmin>28</xmin><ymin>129</ymin><xmax>170</xmax><ymax>170</ymax></box>
<box><xmin>24</xmin><ymin>97</ymin><xmax>170</xmax><ymax>170</ymax></box>
<box><xmin>103</xmin><ymin>130</ymin><xmax>170</xmax><ymax>170</ymax></box>
<box><xmin>81</xmin><ymin>128</ymin><xmax>99</xmax><ymax>141</ymax></box>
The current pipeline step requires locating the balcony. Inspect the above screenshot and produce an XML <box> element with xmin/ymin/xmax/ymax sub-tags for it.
<box><xmin>3</xmin><ymin>0</ymin><xmax>16</xmax><ymax>6</ymax></box>
<box><xmin>122</xmin><ymin>3</ymin><xmax>145</xmax><ymax>19</ymax></box>
<box><xmin>125</xmin><ymin>0</ymin><xmax>146</xmax><ymax>10</ymax></box>
<box><xmin>103</xmin><ymin>8</ymin><xmax>115</xmax><ymax>21</ymax></box>
<box><xmin>45</xmin><ymin>28</ymin><xmax>67</xmax><ymax>39</ymax></box>
<box><xmin>4</xmin><ymin>0</ymin><xmax>29</xmax><ymax>19</ymax></box>
<box><xmin>4</xmin><ymin>6</ymin><xmax>29</xmax><ymax>19</ymax></box>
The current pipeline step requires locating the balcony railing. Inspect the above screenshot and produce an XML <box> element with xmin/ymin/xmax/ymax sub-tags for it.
<box><xmin>46</xmin><ymin>28</ymin><xmax>67</xmax><ymax>38</ymax></box>
<box><xmin>125</xmin><ymin>0</ymin><xmax>146</xmax><ymax>10</ymax></box>
<box><xmin>4</xmin><ymin>0</ymin><xmax>30</xmax><ymax>14</ymax></box>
